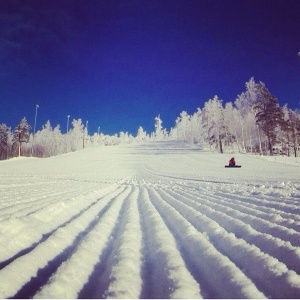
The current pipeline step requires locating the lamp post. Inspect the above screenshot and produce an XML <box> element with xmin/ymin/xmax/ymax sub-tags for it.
<box><xmin>31</xmin><ymin>104</ymin><xmax>39</xmax><ymax>156</ymax></box>
<box><xmin>67</xmin><ymin>115</ymin><xmax>70</xmax><ymax>133</ymax></box>
<box><xmin>98</xmin><ymin>126</ymin><xmax>100</xmax><ymax>144</ymax></box>
<box><xmin>66</xmin><ymin>115</ymin><xmax>70</xmax><ymax>153</ymax></box>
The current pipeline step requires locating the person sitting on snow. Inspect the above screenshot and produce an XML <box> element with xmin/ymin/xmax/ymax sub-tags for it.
<box><xmin>229</xmin><ymin>157</ymin><xmax>236</xmax><ymax>167</ymax></box>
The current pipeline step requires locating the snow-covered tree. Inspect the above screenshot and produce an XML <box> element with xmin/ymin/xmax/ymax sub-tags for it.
<box><xmin>90</xmin><ymin>132</ymin><xmax>101</xmax><ymax>146</ymax></box>
<box><xmin>0</xmin><ymin>123</ymin><xmax>9</xmax><ymax>160</ymax></box>
<box><xmin>171</xmin><ymin>109</ymin><xmax>202</xmax><ymax>145</ymax></box>
<box><xmin>243</xmin><ymin>109</ymin><xmax>258</xmax><ymax>153</ymax></box>
<box><xmin>136</xmin><ymin>126</ymin><xmax>148</xmax><ymax>142</ymax></box>
<box><xmin>223</xmin><ymin>102</ymin><xmax>239</xmax><ymax>152</ymax></box>
<box><xmin>202</xmin><ymin>96</ymin><xmax>225</xmax><ymax>153</ymax></box>
<box><xmin>235</xmin><ymin>77</ymin><xmax>260</xmax><ymax>153</ymax></box>
<box><xmin>119</xmin><ymin>131</ymin><xmax>130</xmax><ymax>144</ymax></box>
<box><xmin>33</xmin><ymin>121</ymin><xmax>52</xmax><ymax>157</ymax></box>
<box><xmin>175</xmin><ymin>111</ymin><xmax>191</xmax><ymax>142</ymax></box>
<box><xmin>52</xmin><ymin>125</ymin><xmax>65</xmax><ymax>155</ymax></box>
<box><xmin>13</xmin><ymin>117</ymin><xmax>31</xmax><ymax>157</ymax></box>
<box><xmin>69</xmin><ymin>119</ymin><xmax>85</xmax><ymax>151</ymax></box>
<box><xmin>235</xmin><ymin>77</ymin><xmax>258</xmax><ymax>116</ymax></box>
<box><xmin>31</xmin><ymin>121</ymin><xmax>65</xmax><ymax>157</ymax></box>
<box><xmin>190</xmin><ymin>108</ymin><xmax>203</xmax><ymax>145</ymax></box>
<box><xmin>281</xmin><ymin>105</ymin><xmax>300</xmax><ymax>157</ymax></box>
<box><xmin>153</xmin><ymin>115</ymin><xmax>168</xmax><ymax>141</ymax></box>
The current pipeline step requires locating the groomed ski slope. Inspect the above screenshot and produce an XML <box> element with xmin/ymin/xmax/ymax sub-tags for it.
<box><xmin>0</xmin><ymin>141</ymin><xmax>300</xmax><ymax>299</ymax></box>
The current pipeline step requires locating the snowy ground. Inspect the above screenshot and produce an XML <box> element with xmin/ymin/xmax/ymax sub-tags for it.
<box><xmin>0</xmin><ymin>141</ymin><xmax>300</xmax><ymax>299</ymax></box>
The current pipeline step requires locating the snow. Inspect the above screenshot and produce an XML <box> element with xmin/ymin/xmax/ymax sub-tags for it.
<box><xmin>0</xmin><ymin>141</ymin><xmax>300</xmax><ymax>298</ymax></box>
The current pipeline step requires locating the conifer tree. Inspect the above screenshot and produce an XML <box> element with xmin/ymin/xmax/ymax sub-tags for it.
<box><xmin>282</xmin><ymin>105</ymin><xmax>300</xmax><ymax>157</ymax></box>
<box><xmin>0</xmin><ymin>123</ymin><xmax>9</xmax><ymax>159</ymax></box>
<box><xmin>13</xmin><ymin>117</ymin><xmax>31</xmax><ymax>157</ymax></box>
<box><xmin>253</xmin><ymin>82</ymin><xmax>283</xmax><ymax>155</ymax></box>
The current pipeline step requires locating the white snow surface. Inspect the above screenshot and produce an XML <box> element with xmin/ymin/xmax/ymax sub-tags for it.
<box><xmin>0</xmin><ymin>141</ymin><xmax>300</xmax><ymax>299</ymax></box>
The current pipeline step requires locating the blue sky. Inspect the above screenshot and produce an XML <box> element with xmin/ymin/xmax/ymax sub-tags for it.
<box><xmin>0</xmin><ymin>0</ymin><xmax>300</xmax><ymax>135</ymax></box>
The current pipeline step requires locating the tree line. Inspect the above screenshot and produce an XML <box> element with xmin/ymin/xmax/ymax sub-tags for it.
<box><xmin>168</xmin><ymin>78</ymin><xmax>300</xmax><ymax>157</ymax></box>
<box><xmin>0</xmin><ymin>77</ymin><xmax>299</xmax><ymax>160</ymax></box>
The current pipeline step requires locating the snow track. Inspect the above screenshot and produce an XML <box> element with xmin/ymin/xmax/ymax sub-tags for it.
<box><xmin>0</xmin><ymin>141</ymin><xmax>300</xmax><ymax>298</ymax></box>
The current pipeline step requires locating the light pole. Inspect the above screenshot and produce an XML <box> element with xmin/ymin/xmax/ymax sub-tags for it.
<box><xmin>31</xmin><ymin>104</ymin><xmax>39</xmax><ymax>156</ymax></box>
<box><xmin>67</xmin><ymin>115</ymin><xmax>70</xmax><ymax>133</ymax></box>
<box><xmin>98</xmin><ymin>126</ymin><xmax>101</xmax><ymax>144</ymax></box>
<box><xmin>66</xmin><ymin>115</ymin><xmax>70</xmax><ymax>153</ymax></box>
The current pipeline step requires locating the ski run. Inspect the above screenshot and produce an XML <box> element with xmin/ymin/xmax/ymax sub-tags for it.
<box><xmin>1</xmin><ymin>141</ymin><xmax>300</xmax><ymax>299</ymax></box>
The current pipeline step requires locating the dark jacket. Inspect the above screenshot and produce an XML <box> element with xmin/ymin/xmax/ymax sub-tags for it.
<box><xmin>229</xmin><ymin>157</ymin><xmax>235</xmax><ymax>166</ymax></box>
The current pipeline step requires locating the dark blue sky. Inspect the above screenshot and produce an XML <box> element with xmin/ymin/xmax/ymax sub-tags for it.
<box><xmin>1</xmin><ymin>0</ymin><xmax>300</xmax><ymax>135</ymax></box>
